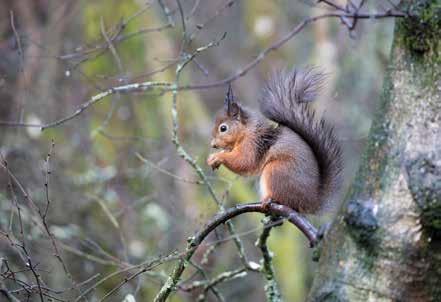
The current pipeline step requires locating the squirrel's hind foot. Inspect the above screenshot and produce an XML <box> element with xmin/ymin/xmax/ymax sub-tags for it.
<box><xmin>261</xmin><ymin>198</ymin><xmax>274</xmax><ymax>212</ymax></box>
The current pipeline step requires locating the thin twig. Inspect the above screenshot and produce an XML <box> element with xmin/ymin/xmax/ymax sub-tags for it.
<box><xmin>136</xmin><ymin>153</ymin><xmax>204</xmax><ymax>184</ymax></box>
<box><xmin>9</xmin><ymin>11</ymin><xmax>24</xmax><ymax>71</ymax></box>
<box><xmin>43</xmin><ymin>140</ymin><xmax>55</xmax><ymax>218</ymax></box>
<box><xmin>100</xmin><ymin>17</ymin><xmax>125</xmax><ymax>75</ymax></box>
<box><xmin>186</xmin><ymin>261</ymin><xmax>225</xmax><ymax>302</ymax></box>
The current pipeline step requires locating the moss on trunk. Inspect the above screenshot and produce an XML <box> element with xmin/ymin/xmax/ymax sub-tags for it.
<box><xmin>307</xmin><ymin>1</ymin><xmax>441</xmax><ymax>301</ymax></box>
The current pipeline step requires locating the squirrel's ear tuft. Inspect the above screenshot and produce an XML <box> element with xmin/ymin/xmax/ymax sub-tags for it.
<box><xmin>224</xmin><ymin>84</ymin><xmax>234</xmax><ymax>116</ymax></box>
<box><xmin>224</xmin><ymin>84</ymin><xmax>247</xmax><ymax>122</ymax></box>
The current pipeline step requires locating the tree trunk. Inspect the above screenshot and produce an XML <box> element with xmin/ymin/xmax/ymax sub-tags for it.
<box><xmin>308</xmin><ymin>1</ymin><xmax>441</xmax><ymax>301</ymax></box>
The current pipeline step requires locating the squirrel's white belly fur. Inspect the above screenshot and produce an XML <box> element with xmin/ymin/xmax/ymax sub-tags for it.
<box><xmin>259</xmin><ymin>174</ymin><xmax>268</xmax><ymax>199</ymax></box>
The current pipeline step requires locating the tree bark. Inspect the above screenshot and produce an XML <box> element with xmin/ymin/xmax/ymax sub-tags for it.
<box><xmin>308</xmin><ymin>1</ymin><xmax>441</xmax><ymax>301</ymax></box>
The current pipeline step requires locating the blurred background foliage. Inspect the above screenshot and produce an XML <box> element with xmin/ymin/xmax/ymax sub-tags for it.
<box><xmin>0</xmin><ymin>0</ymin><xmax>395</xmax><ymax>301</ymax></box>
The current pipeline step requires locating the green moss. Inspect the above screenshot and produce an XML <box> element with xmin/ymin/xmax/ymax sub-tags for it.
<box><xmin>399</xmin><ymin>1</ymin><xmax>440</xmax><ymax>51</ymax></box>
<box><xmin>311</xmin><ymin>244</ymin><xmax>322</xmax><ymax>262</ymax></box>
<box><xmin>397</xmin><ymin>1</ymin><xmax>441</xmax><ymax>74</ymax></box>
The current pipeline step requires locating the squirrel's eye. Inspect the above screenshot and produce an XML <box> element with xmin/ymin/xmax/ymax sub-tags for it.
<box><xmin>219</xmin><ymin>124</ymin><xmax>228</xmax><ymax>133</ymax></box>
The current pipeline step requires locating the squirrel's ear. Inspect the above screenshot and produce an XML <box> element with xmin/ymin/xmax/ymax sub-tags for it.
<box><xmin>224</xmin><ymin>84</ymin><xmax>234</xmax><ymax>116</ymax></box>
<box><xmin>229</xmin><ymin>102</ymin><xmax>240</xmax><ymax>119</ymax></box>
<box><xmin>224</xmin><ymin>85</ymin><xmax>241</xmax><ymax>119</ymax></box>
<box><xmin>224</xmin><ymin>84</ymin><xmax>247</xmax><ymax>122</ymax></box>
<box><xmin>230</xmin><ymin>102</ymin><xmax>249</xmax><ymax>123</ymax></box>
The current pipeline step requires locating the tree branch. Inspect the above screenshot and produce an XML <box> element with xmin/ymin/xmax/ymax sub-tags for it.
<box><xmin>153</xmin><ymin>202</ymin><xmax>318</xmax><ymax>302</ymax></box>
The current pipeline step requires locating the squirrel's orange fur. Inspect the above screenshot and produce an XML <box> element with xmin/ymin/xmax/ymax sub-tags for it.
<box><xmin>207</xmin><ymin>68</ymin><xmax>342</xmax><ymax>213</ymax></box>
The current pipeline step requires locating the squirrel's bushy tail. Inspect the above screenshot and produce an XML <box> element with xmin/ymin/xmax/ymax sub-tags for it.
<box><xmin>259</xmin><ymin>67</ymin><xmax>343</xmax><ymax>208</ymax></box>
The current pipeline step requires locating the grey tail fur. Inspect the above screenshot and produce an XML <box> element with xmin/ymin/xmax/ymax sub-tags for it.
<box><xmin>259</xmin><ymin>67</ymin><xmax>343</xmax><ymax>207</ymax></box>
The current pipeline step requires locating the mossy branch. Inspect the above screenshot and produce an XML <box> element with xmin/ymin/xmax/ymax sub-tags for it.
<box><xmin>153</xmin><ymin>202</ymin><xmax>318</xmax><ymax>302</ymax></box>
<box><xmin>256</xmin><ymin>216</ymin><xmax>284</xmax><ymax>302</ymax></box>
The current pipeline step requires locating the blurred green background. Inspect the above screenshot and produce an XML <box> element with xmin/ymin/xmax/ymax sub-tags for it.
<box><xmin>0</xmin><ymin>0</ymin><xmax>395</xmax><ymax>301</ymax></box>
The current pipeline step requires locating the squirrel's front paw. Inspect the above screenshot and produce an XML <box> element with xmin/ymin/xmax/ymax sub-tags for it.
<box><xmin>207</xmin><ymin>153</ymin><xmax>222</xmax><ymax>170</ymax></box>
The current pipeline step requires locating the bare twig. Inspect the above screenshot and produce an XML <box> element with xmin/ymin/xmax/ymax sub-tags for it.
<box><xmin>100</xmin><ymin>17</ymin><xmax>125</xmax><ymax>75</ymax></box>
<box><xmin>158</xmin><ymin>0</ymin><xmax>176</xmax><ymax>27</ymax></box>
<box><xmin>189</xmin><ymin>0</ymin><xmax>238</xmax><ymax>41</ymax></box>
<box><xmin>195</xmin><ymin>268</ymin><xmax>246</xmax><ymax>301</ymax></box>
<box><xmin>136</xmin><ymin>153</ymin><xmax>204</xmax><ymax>184</ymax></box>
<box><xmin>10</xmin><ymin>11</ymin><xmax>24</xmax><ymax>71</ymax></box>
<box><xmin>43</xmin><ymin>140</ymin><xmax>55</xmax><ymax>218</ymax></box>
<box><xmin>180</xmin><ymin>260</ymin><xmax>226</xmax><ymax>302</ymax></box>
<box><xmin>57</xmin><ymin>23</ymin><xmax>173</xmax><ymax>63</ymax></box>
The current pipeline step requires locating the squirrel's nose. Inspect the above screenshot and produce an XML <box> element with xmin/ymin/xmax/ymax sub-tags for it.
<box><xmin>210</xmin><ymin>140</ymin><xmax>218</xmax><ymax>149</ymax></box>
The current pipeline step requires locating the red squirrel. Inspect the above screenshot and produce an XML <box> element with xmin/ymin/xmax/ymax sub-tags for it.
<box><xmin>207</xmin><ymin>68</ymin><xmax>343</xmax><ymax>213</ymax></box>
